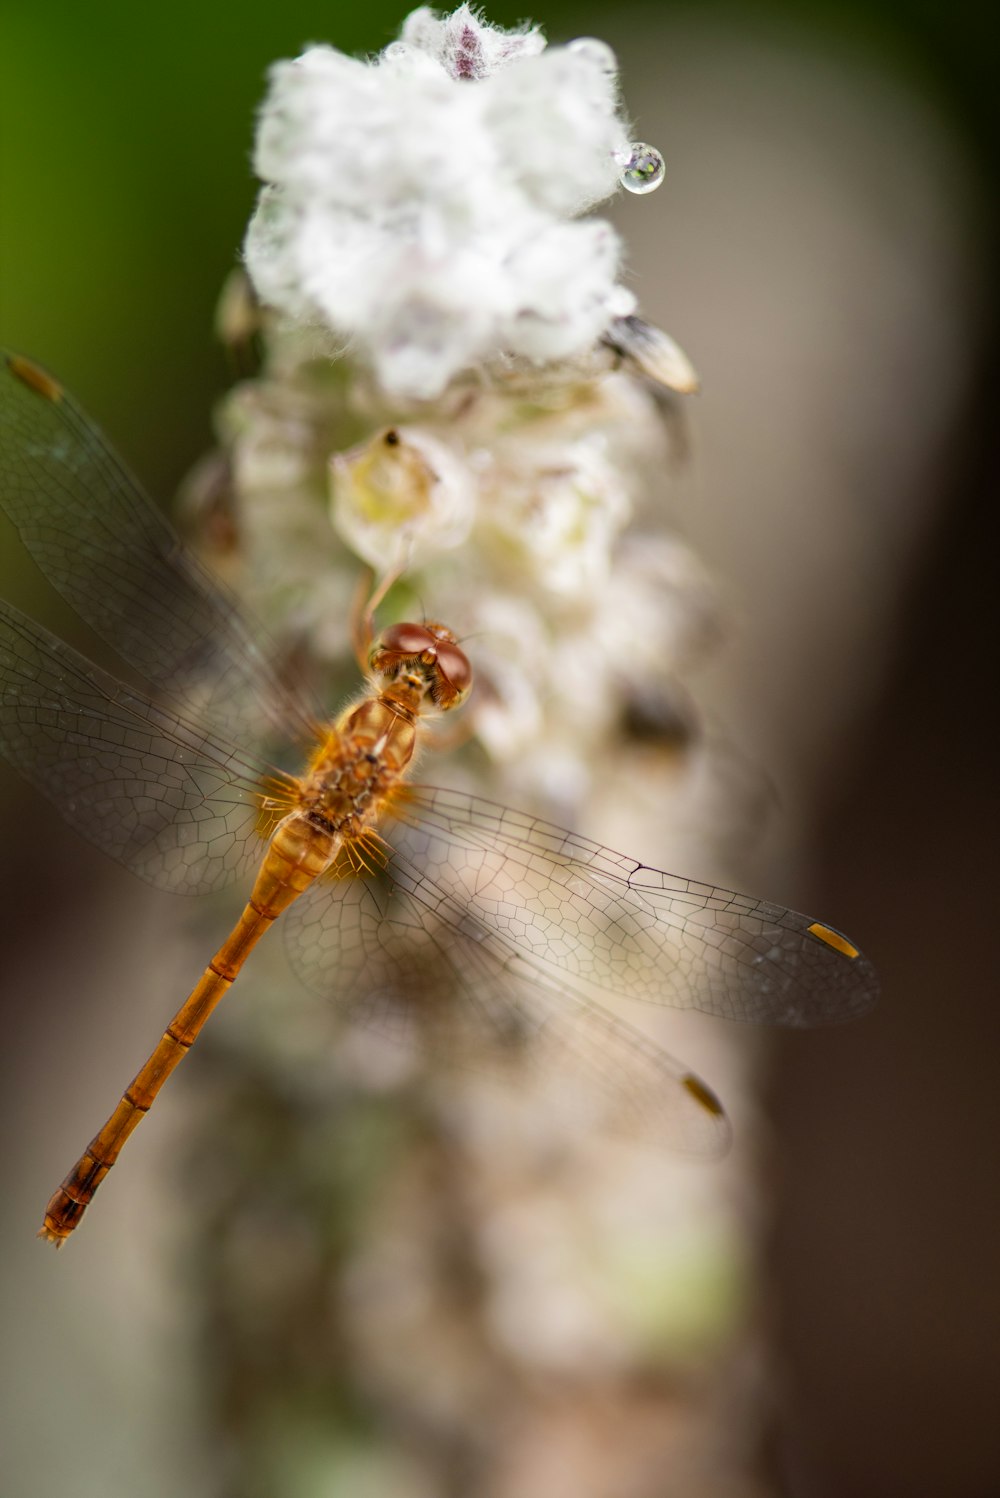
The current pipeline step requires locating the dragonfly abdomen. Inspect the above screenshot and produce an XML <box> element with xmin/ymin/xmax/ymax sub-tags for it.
<box><xmin>249</xmin><ymin>813</ymin><xmax>340</xmax><ymax>918</ymax></box>
<box><xmin>39</xmin><ymin>813</ymin><xmax>340</xmax><ymax>1244</ymax></box>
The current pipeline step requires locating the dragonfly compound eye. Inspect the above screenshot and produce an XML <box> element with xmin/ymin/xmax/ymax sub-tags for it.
<box><xmin>369</xmin><ymin>621</ymin><xmax>437</xmax><ymax>673</ymax></box>
<box><xmin>434</xmin><ymin>641</ymin><xmax>473</xmax><ymax>704</ymax></box>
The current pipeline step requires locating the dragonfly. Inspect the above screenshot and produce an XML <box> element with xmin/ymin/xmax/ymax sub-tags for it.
<box><xmin>0</xmin><ymin>352</ymin><xmax>879</xmax><ymax>1246</ymax></box>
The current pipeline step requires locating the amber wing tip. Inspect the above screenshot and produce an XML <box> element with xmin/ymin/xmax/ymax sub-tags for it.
<box><xmin>6</xmin><ymin>353</ymin><xmax>64</xmax><ymax>403</ymax></box>
<box><xmin>682</xmin><ymin>1071</ymin><xmax>726</xmax><ymax>1118</ymax></box>
<box><xmin>806</xmin><ymin>920</ymin><xmax>861</xmax><ymax>961</ymax></box>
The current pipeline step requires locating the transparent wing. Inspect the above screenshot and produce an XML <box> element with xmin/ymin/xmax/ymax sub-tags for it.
<box><xmin>284</xmin><ymin>867</ymin><xmax>730</xmax><ymax>1155</ymax></box>
<box><xmin>0</xmin><ymin>351</ymin><xmax>321</xmax><ymax>748</ymax></box>
<box><xmin>0</xmin><ymin>599</ymin><xmax>282</xmax><ymax>894</ymax></box>
<box><xmin>381</xmin><ymin>785</ymin><xmax>879</xmax><ymax>1028</ymax></box>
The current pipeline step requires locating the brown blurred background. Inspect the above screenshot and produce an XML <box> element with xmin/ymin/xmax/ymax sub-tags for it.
<box><xmin>2</xmin><ymin>2</ymin><xmax>998</xmax><ymax>1496</ymax></box>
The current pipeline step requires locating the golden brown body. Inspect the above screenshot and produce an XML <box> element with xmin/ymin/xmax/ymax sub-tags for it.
<box><xmin>40</xmin><ymin>624</ymin><xmax>471</xmax><ymax>1244</ymax></box>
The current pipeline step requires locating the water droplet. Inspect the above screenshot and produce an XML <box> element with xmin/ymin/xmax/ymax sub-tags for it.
<box><xmin>568</xmin><ymin>37</ymin><xmax>618</xmax><ymax>75</ymax></box>
<box><xmin>618</xmin><ymin>142</ymin><xmax>665</xmax><ymax>195</ymax></box>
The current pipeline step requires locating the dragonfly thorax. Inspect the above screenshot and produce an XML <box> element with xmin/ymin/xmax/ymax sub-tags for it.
<box><xmin>301</xmin><ymin>751</ymin><xmax>384</xmax><ymax>835</ymax></box>
<box><xmin>300</xmin><ymin>696</ymin><xmax>419</xmax><ymax>839</ymax></box>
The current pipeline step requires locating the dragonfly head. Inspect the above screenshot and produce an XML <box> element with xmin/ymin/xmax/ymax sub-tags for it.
<box><xmin>369</xmin><ymin>621</ymin><xmax>473</xmax><ymax>712</ymax></box>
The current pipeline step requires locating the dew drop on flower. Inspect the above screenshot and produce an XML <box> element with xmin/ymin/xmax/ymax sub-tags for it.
<box><xmin>567</xmin><ymin>37</ymin><xmax>618</xmax><ymax>75</ymax></box>
<box><xmin>618</xmin><ymin>142</ymin><xmax>665</xmax><ymax>195</ymax></box>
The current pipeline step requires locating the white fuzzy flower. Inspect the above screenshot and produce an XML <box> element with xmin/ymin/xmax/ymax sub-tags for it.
<box><xmin>244</xmin><ymin>5</ymin><xmax>644</xmax><ymax>400</ymax></box>
<box><xmin>478</xmin><ymin>432</ymin><xmax>631</xmax><ymax>595</ymax></box>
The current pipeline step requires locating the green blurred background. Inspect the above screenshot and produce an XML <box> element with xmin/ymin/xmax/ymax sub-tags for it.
<box><xmin>2</xmin><ymin>2</ymin><xmax>999</xmax><ymax>1496</ymax></box>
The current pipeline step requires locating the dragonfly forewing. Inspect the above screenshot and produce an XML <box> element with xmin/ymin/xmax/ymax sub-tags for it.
<box><xmin>0</xmin><ymin>599</ymin><xmax>282</xmax><ymax>895</ymax></box>
<box><xmin>385</xmin><ymin>786</ymin><xmax>880</xmax><ymax>1027</ymax></box>
<box><xmin>0</xmin><ymin>351</ymin><xmax>322</xmax><ymax>751</ymax></box>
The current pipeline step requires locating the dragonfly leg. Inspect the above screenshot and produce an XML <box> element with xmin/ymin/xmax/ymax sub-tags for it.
<box><xmin>350</xmin><ymin>562</ymin><xmax>407</xmax><ymax>669</ymax></box>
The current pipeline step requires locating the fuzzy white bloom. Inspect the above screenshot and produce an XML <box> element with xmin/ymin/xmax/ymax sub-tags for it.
<box><xmin>244</xmin><ymin>4</ymin><xmax>642</xmax><ymax>399</ymax></box>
